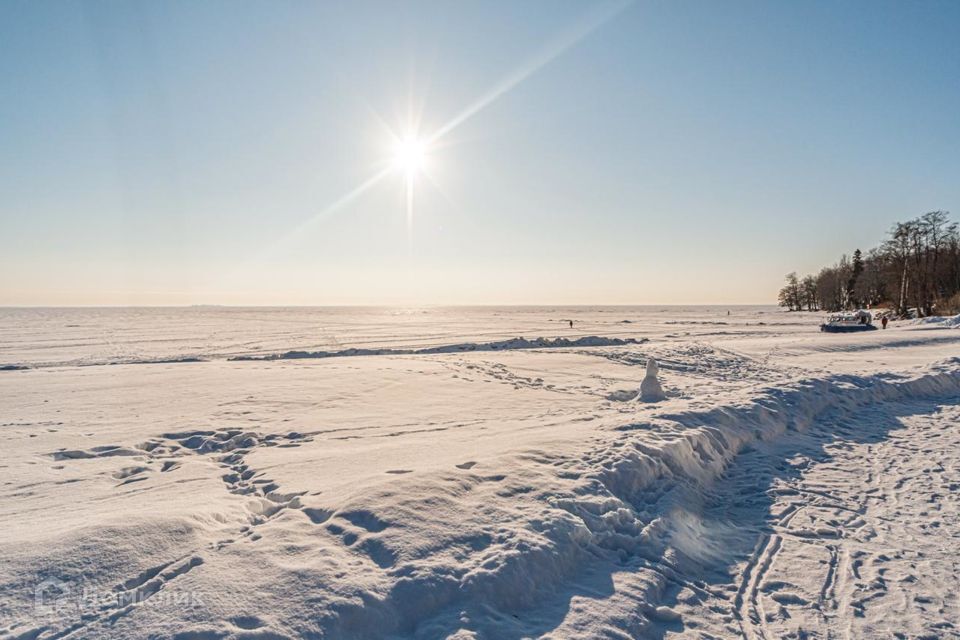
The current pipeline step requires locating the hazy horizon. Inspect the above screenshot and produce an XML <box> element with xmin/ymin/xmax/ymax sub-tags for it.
<box><xmin>3</xmin><ymin>0</ymin><xmax>958</xmax><ymax>306</ymax></box>
<box><xmin>0</xmin><ymin>302</ymin><xmax>780</xmax><ymax>309</ymax></box>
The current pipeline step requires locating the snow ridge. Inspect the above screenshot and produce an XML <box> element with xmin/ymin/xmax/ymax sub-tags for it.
<box><xmin>266</xmin><ymin>360</ymin><xmax>960</xmax><ymax>637</ymax></box>
<box><xmin>0</xmin><ymin>336</ymin><xmax>645</xmax><ymax>371</ymax></box>
<box><xmin>229</xmin><ymin>336</ymin><xmax>644</xmax><ymax>362</ymax></box>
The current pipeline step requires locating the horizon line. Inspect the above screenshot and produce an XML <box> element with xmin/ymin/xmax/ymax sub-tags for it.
<box><xmin>0</xmin><ymin>302</ymin><xmax>778</xmax><ymax>309</ymax></box>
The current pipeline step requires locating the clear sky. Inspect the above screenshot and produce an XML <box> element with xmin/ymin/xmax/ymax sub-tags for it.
<box><xmin>2</xmin><ymin>0</ymin><xmax>959</xmax><ymax>305</ymax></box>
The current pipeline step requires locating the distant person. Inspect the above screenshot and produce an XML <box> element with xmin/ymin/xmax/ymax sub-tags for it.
<box><xmin>882</xmin><ymin>316</ymin><xmax>889</xmax><ymax>329</ymax></box>
<box><xmin>568</xmin><ymin>319</ymin><xmax>573</xmax><ymax>329</ymax></box>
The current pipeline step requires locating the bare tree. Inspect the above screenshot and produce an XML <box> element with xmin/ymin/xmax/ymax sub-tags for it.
<box><xmin>778</xmin><ymin>272</ymin><xmax>803</xmax><ymax>311</ymax></box>
<box><xmin>801</xmin><ymin>275</ymin><xmax>819</xmax><ymax>310</ymax></box>
<box><xmin>782</xmin><ymin>211</ymin><xmax>958</xmax><ymax>317</ymax></box>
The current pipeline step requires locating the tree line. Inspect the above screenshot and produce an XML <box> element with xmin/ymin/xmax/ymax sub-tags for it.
<box><xmin>778</xmin><ymin>211</ymin><xmax>960</xmax><ymax>317</ymax></box>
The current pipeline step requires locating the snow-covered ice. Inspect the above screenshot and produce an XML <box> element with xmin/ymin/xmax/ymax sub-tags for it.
<box><xmin>2</xmin><ymin>306</ymin><xmax>959</xmax><ymax>639</ymax></box>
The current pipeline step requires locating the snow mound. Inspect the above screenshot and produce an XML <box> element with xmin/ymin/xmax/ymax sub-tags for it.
<box><xmin>639</xmin><ymin>358</ymin><xmax>666</xmax><ymax>402</ymax></box>
<box><xmin>913</xmin><ymin>314</ymin><xmax>960</xmax><ymax>328</ymax></box>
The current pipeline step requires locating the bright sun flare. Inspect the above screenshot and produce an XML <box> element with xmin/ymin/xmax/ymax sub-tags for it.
<box><xmin>391</xmin><ymin>136</ymin><xmax>428</xmax><ymax>176</ymax></box>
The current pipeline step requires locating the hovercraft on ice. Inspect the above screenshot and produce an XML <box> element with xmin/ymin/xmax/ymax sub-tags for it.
<box><xmin>820</xmin><ymin>310</ymin><xmax>876</xmax><ymax>333</ymax></box>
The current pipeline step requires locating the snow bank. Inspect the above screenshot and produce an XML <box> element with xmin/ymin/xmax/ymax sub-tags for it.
<box><xmin>912</xmin><ymin>313</ymin><xmax>960</xmax><ymax>328</ymax></box>
<box><xmin>493</xmin><ymin>359</ymin><xmax>960</xmax><ymax>630</ymax></box>
<box><xmin>230</xmin><ymin>336</ymin><xmax>644</xmax><ymax>361</ymax></box>
<box><xmin>0</xmin><ymin>336</ymin><xmax>644</xmax><ymax>371</ymax></box>
<box><xmin>278</xmin><ymin>358</ymin><xmax>960</xmax><ymax>637</ymax></box>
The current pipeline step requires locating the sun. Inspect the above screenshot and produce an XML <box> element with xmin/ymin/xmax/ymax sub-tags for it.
<box><xmin>391</xmin><ymin>135</ymin><xmax>428</xmax><ymax>176</ymax></box>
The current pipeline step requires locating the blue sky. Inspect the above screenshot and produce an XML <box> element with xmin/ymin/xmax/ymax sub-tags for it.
<box><xmin>1</xmin><ymin>0</ymin><xmax>958</xmax><ymax>305</ymax></box>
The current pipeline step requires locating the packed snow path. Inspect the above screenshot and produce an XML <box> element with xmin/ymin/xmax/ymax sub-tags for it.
<box><xmin>669</xmin><ymin>399</ymin><xmax>960</xmax><ymax>639</ymax></box>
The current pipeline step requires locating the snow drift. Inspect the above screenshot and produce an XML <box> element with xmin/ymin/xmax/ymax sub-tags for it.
<box><xmin>229</xmin><ymin>335</ymin><xmax>645</xmax><ymax>362</ymax></box>
<box><xmin>6</xmin><ymin>357</ymin><xmax>960</xmax><ymax>639</ymax></box>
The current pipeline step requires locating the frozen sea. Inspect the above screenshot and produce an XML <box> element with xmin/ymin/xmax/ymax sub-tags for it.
<box><xmin>2</xmin><ymin>305</ymin><xmax>960</xmax><ymax>639</ymax></box>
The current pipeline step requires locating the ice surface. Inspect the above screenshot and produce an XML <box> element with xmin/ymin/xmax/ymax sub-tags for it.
<box><xmin>2</xmin><ymin>306</ymin><xmax>959</xmax><ymax>639</ymax></box>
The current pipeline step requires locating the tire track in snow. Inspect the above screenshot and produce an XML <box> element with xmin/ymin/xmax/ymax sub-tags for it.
<box><xmin>735</xmin><ymin>530</ymin><xmax>782</xmax><ymax>640</ymax></box>
<box><xmin>677</xmin><ymin>393</ymin><xmax>960</xmax><ymax>639</ymax></box>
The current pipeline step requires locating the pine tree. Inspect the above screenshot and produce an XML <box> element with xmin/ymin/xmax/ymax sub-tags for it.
<box><xmin>847</xmin><ymin>249</ymin><xmax>864</xmax><ymax>308</ymax></box>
